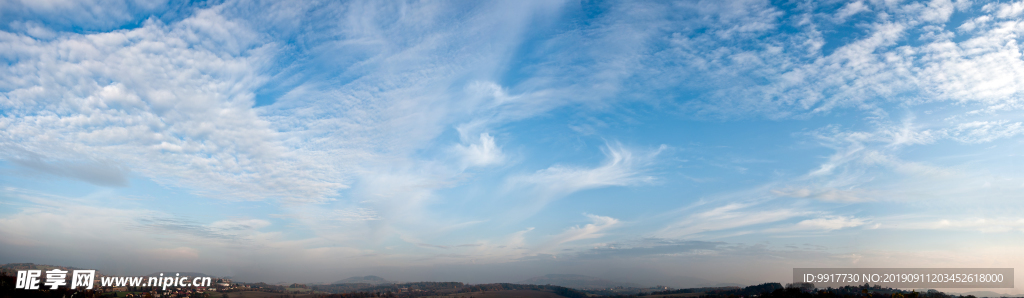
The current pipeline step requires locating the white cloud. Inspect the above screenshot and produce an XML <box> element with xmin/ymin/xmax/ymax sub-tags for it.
<box><xmin>957</xmin><ymin>15</ymin><xmax>990</xmax><ymax>32</ymax></box>
<box><xmin>794</xmin><ymin>216</ymin><xmax>867</xmax><ymax>231</ymax></box>
<box><xmin>555</xmin><ymin>213</ymin><xmax>619</xmax><ymax>244</ymax></box>
<box><xmin>890</xmin><ymin>218</ymin><xmax>1024</xmax><ymax>233</ymax></box>
<box><xmin>638</xmin><ymin>0</ymin><xmax>1024</xmax><ymax>125</ymax></box>
<box><xmin>834</xmin><ymin>1</ymin><xmax>870</xmax><ymax>22</ymax></box>
<box><xmin>534</xmin><ymin>213</ymin><xmax>619</xmax><ymax>254</ymax></box>
<box><xmin>0</xmin><ymin>12</ymin><xmax>346</xmax><ymax>202</ymax></box>
<box><xmin>915</xmin><ymin>0</ymin><xmax>956</xmax><ymax>24</ymax></box>
<box><xmin>454</xmin><ymin>133</ymin><xmax>505</xmax><ymax>168</ymax></box>
<box><xmin>945</xmin><ymin>121</ymin><xmax>1024</xmax><ymax>143</ymax></box>
<box><xmin>988</xmin><ymin>1</ymin><xmax>1024</xmax><ymax>19</ymax></box>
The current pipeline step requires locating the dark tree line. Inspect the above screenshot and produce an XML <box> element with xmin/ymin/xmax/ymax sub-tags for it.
<box><xmin>457</xmin><ymin>283</ymin><xmax>588</xmax><ymax>298</ymax></box>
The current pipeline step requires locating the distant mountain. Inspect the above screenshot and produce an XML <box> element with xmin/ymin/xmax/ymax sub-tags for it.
<box><xmin>334</xmin><ymin>275</ymin><xmax>389</xmax><ymax>285</ymax></box>
<box><xmin>1</xmin><ymin>263</ymin><xmax>86</xmax><ymax>271</ymax></box>
<box><xmin>518</xmin><ymin>274</ymin><xmax>643</xmax><ymax>289</ymax></box>
<box><xmin>703</xmin><ymin>283</ymin><xmax>744</xmax><ymax>288</ymax></box>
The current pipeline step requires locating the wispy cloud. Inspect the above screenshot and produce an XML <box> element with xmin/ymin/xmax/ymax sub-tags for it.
<box><xmin>505</xmin><ymin>143</ymin><xmax>664</xmax><ymax>210</ymax></box>
<box><xmin>659</xmin><ymin>202</ymin><xmax>810</xmax><ymax>238</ymax></box>
<box><xmin>536</xmin><ymin>213</ymin><xmax>620</xmax><ymax>253</ymax></box>
<box><xmin>771</xmin><ymin>188</ymin><xmax>873</xmax><ymax>203</ymax></box>
<box><xmin>792</xmin><ymin>216</ymin><xmax>867</xmax><ymax>231</ymax></box>
<box><xmin>881</xmin><ymin>217</ymin><xmax>1024</xmax><ymax>233</ymax></box>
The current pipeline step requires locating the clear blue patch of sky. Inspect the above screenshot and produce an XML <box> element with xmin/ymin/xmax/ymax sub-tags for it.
<box><xmin>817</xmin><ymin>8</ymin><xmax>877</xmax><ymax>57</ymax></box>
<box><xmin>0</xmin><ymin>0</ymin><xmax>219</xmax><ymax>34</ymax></box>
<box><xmin>496</xmin><ymin>1</ymin><xmax>594</xmax><ymax>89</ymax></box>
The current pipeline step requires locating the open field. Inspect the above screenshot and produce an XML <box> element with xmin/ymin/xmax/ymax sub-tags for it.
<box><xmin>646</xmin><ymin>294</ymin><xmax>702</xmax><ymax>298</ymax></box>
<box><xmin>285</xmin><ymin>287</ymin><xmax>316</xmax><ymax>293</ymax></box>
<box><xmin>420</xmin><ymin>290</ymin><xmax>568</xmax><ymax>298</ymax></box>
<box><xmin>223</xmin><ymin>291</ymin><xmax>318</xmax><ymax>298</ymax></box>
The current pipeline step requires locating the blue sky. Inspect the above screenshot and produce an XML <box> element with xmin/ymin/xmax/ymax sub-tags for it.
<box><xmin>2</xmin><ymin>0</ymin><xmax>1024</xmax><ymax>290</ymax></box>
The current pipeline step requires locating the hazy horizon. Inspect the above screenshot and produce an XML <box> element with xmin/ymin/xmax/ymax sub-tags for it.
<box><xmin>1</xmin><ymin>0</ymin><xmax>1023</xmax><ymax>294</ymax></box>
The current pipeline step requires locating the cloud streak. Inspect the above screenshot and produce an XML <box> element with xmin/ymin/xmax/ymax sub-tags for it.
<box><xmin>505</xmin><ymin>143</ymin><xmax>664</xmax><ymax>211</ymax></box>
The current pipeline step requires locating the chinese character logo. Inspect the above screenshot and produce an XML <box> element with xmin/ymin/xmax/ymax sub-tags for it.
<box><xmin>43</xmin><ymin>269</ymin><xmax>68</xmax><ymax>290</ymax></box>
<box><xmin>15</xmin><ymin>270</ymin><xmax>41</xmax><ymax>290</ymax></box>
<box><xmin>70</xmin><ymin>270</ymin><xmax>95</xmax><ymax>290</ymax></box>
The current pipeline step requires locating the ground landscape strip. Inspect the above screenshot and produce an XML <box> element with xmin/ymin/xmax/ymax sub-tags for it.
<box><xmin>0</xmin><ymin>264</ymin><xmax>1005</xmax><ymax>298</ymax></box>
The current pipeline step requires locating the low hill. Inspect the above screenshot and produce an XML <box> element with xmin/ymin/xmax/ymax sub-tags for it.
<box><xmin>334</xmin><ymin>275</ymin><xmax>389</xmax><ymax>285</ymax></box>
<box><xmin>518</xmin><ymin>274</ymin><xmax>643</xmax><ymax>289</ymax></box>
<box><xmin>704</xmin><ymin>283</ymin><xmax>744</xmax><ymax>287</ymax></box>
